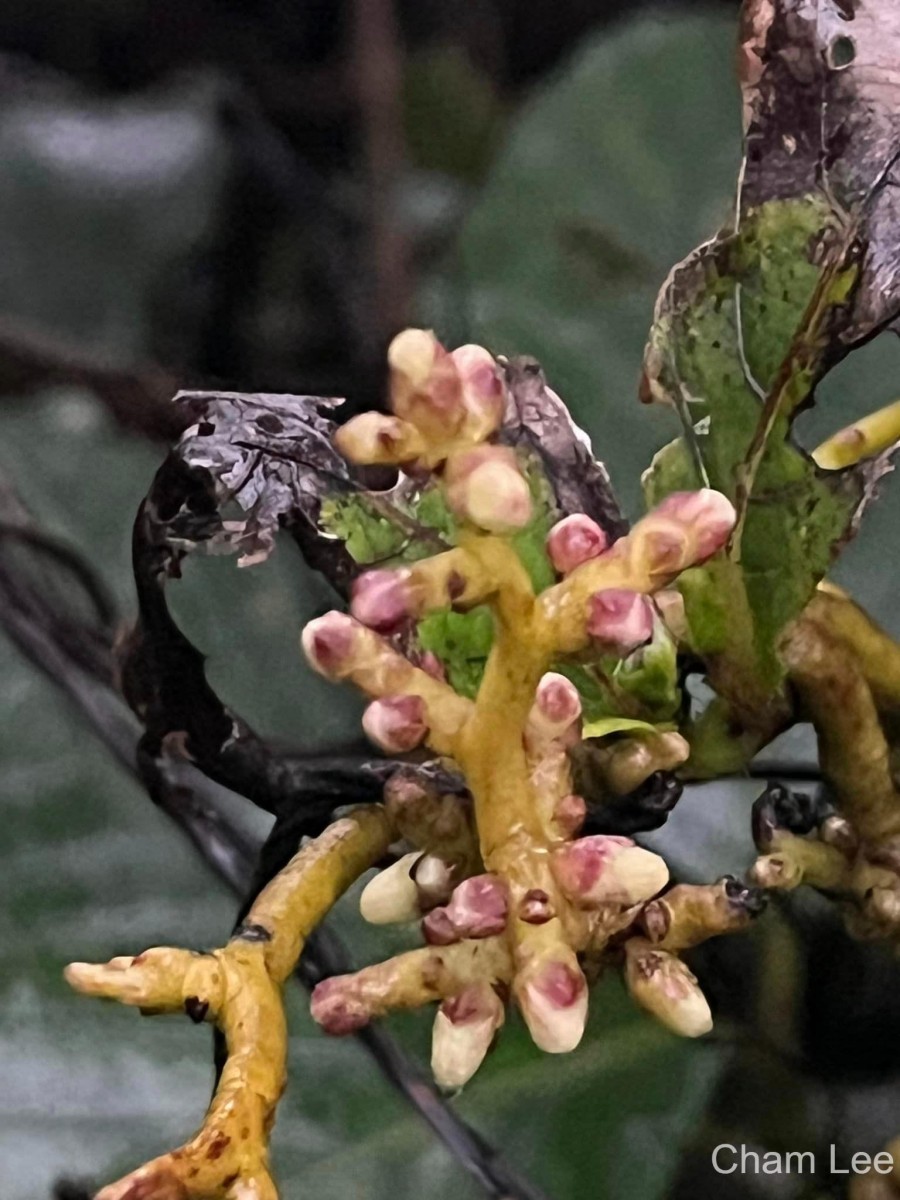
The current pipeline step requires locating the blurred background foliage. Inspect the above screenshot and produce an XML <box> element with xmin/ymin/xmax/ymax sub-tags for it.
<box><xmin>3</xmin><ymin>3</ymin><xmax>900</xmax><ymax>1199</ymax></box>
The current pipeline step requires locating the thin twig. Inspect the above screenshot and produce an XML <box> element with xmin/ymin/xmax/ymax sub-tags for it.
<box><xmin>0</xmin><ymin>313</ymin><xmax>184</xmax><ymax>441</ymax></box>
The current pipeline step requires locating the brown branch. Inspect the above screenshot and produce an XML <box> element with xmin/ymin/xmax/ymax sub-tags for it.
<box><xmin>0</xmin><ymin>313</ymin><xmax>184</xmax><ymax>440</ymax></box>
<box><xmin>352</xmin><ymin>0</ymin><xmax>410</xmax><ymax>343</ymax></box>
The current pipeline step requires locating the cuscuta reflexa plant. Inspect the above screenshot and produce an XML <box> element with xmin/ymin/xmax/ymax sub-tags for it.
<box><xmin>59</xmin><ymin>3</ymin><xmax>900</xmax><ymax>1190</ymax></box>
<box><xmin>65</xmin><ymin>331</ymin><xmax>774</xmax><ymax>1200</ymax></box>
<box><xmin>66</xmin><ymin>322</ymin><xmax>900</xmax><ymax>1198</ymax></box>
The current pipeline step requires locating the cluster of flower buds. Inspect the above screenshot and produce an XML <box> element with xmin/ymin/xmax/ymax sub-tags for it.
<box><xmin>335</xmin><ymin>329</ymin><xmax>534</xmax><ymax>536</ymax></box>
<box><xmin>57</xmin><ymin>330</ymin><xmax>774</xmax><ymax>1200</ymax></box>
<box><xmin>300</xmin><ymin>330</ymin><xmax>752</xmax><ymax>1086</ymax></box>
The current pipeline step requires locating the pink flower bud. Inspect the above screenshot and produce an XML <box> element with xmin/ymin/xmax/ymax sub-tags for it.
<box><xmin>651</xmin><ymin>489</ymin><xmax>736</xmax><ymax>561</ymax></box>
<box><xmin>388</xmin><ymin>328</ymin><xmax>465</xmax><ymax>440</ymax></box>
<box><xmin>301</xmin><ymin>612</ymin><xmax>357</xmax><ymax>679</ymax></box>
<box><xmin>444</xmin><ymin>446</ymin><xmax>532</xmax><ymax>534</ymax></box>
<box><xmin>529</xmin><ymin>672</ymin><xmax>582</xmax><ymax>739</ymax></box>
<box><xmin>362</xmin><ymin>695</ymin><xmax>428</xmax><ymax>753</ymax></box>
<box><xmin>334</xmin><ymin>412</ymin><xmax>424</xmax><ymax>465</ymax></box>
<box><xmin>517</xmin><ymin>955</ymin><xmax>588</xmax><ymax>1053</ymax></box>
<box><xmin>431</xmin><ymin>982</ymin><xmax>505</xmax><ymax>1089</ymax></box>
<box><xmin>624</xmin><ymin>940</ymin><xmax>712</xmax><ymax>1037</ymax></box>
<box><xmin>546</xmin><ymin>514</ymin><xmax>609</xmax><ymax>575</ymax></box>
<box><xmin>451</xmin><ymin>344</ymin><xmax>505</xmax><ymax>437</ymax></box>
<box><xmin>587</xmin><ymin>589</ymin><xmax>654</xmax><ymax>652</ymax></box>
<box><xmin>553</xmin><ymin>793</ymin><xmax>587</xmax><ymax>839</ymax></box>
<box><xmin>423</xmin><ymin>874</ymin><xmax>508</xmax><ymax>944</ymax></box>
<box><xmin>351</xmin><ymin>569</ymin><xmax>413</xmax><ymax>631</ymax></box>
<box><xmin>310</xmin><ymin>975</ymin><xmax>370</xmax><ymax>1035</ymax></box>
<box><xmin>552</xmin><ymin>835</ymin><xmax>669</xmax><ymax>907</ymax></box>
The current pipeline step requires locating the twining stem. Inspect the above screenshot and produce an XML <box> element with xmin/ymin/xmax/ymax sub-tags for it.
<box><xmin>252</xmin><ymin>808</ymin><xmax>396</xmax><ymax>983</ymax></box>
<box><xmin>782</xmin><ymin>619</ymin><xmax>900</xmax><ymax>843</ymax></box>
<box><xmin>807</xmin><ymin>585</ymin><xmax>900</xmax><ymax>717</ymax></box>
<box><xmin>66</xmin><ymin>807</ymin><xmax>394</xmax><ymax>1200</ymax></box>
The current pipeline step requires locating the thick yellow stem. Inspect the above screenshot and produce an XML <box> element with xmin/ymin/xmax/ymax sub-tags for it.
<box><xmin>783</xmin><ymin>619</ymin><xmax>900</xmax><ymax>843</ymax></box>
<box><xmin>66</xmin><ymin>807</ymin><xmax>394</xmax><ymax>1200</ymax></box>
<box><xmin>812</xmin><ymin>399</ymin><xmax>900</xmax><ymax>469</ymax></box>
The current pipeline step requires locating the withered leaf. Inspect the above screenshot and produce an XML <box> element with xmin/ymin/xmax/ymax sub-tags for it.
<box><xmin>643</xmin><ymin>0</ymin><xmax>900</xmax><ymax>698</ymax></box>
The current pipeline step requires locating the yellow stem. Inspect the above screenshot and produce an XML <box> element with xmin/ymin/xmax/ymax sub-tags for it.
<box><xmin>406</xmin><ymin>545</ymin><xmax>498</xmax><ymax>612</ymax></box>
<box><xmin>251</xmin><ymin>808</ymin><xmax>395</xmax><ymax>983</ymax></box>
<box><xmin>808</xmin><ymin>586</ymin><xmax>900</xmax><ymax>716</ymax></box>
<box><xmin>813</xmin><ymin>399</ymin><xmax>900</xmax><ymax>469</ymax></box>
<box><xmin>67</xmin><ymin>807</ymin><xmax>394</xmax><ymax>1200</ymax></box>
<box><xmin>782</xmin><ymin>619</ymin><xmax>900</xmax><ymax>843</ymax></box>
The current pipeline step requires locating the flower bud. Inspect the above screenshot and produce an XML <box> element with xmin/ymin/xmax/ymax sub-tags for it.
<box><xmin>553</xmin><ymin>793</ymin><xmax>587</xmax><ymax>839</ymax></box>
<box><xmin>389</xmin><ymin>328</ymin><xmax>441</xmax><ymax>391</ymax></box>
<box><xmin>361</xmin><ymin>695</ymin><xmax>428</xmax><ymax>753</ymax></box>
<box><xmin>334</xmin><ymin>412</ymin><xmax>424</xmax><ymax>465</ymax></box>
<box><xmin>867</xmin><ymin>886</ymin><xmax>900</xmax><ymax>927</ymax></box>
<box><xmin>546</xmin><ymin>514</ymin><xmax>609</xmax><ymax>575</ymax></box>
<box><xmin>552</xmin><ymin>835</ymin><xmax>669</xmax><ymax>908</ymax></box>
<box><xmin>301</xmin><ymin>612</ymin><xmax>358</xmax><ymax>680</ymax></box>
<box><xmin>601</xmin><ymin>731</ymin><xmax>690</xmax><ymax>796</ymax></box>
<box><xmin>413</xmin><ymin>852</ymin><xmax>457</xmax><ymax>911</ymax></box>
<box><xmin>351</xmin><ymin>569</ymin><xmax>413</xmax><ymax>631</ymax></box>
<box><xmin>452</xmin><ymin>344</ymin><xmax>505</xmax><ymax>439</ymax></box>
<box><xmin>624</xmin><ymin>940</ymin><xmax>712</xmax><ymax>1037</ymax></box>
<box><xmin>382</xmin><ymin>770</ymin><xmax>432</xmax><ymax>819</ymax></box>
<box><xmin>444</xmin><ymin>446</ymin><xmax>532</xmax><ymax>534</ymax></box>
<box><xmin>586</xmin><ymin>589</ymin><xmax>654</xmax><ymax>653</ymax></box>
<box><xmin>359</xmin><ymin>852</ymin><xmax>423</xmax><ymax>924</ymax></box>
<box><xmin>422</xmin><ymin>874</ymin><xmax>508</xmax><ymax>944</ymax></box>
<box><xmin>529</xmin><ymin>672</ymin><xmax>582</xmax><ymax>740</ymax></box>
<box><xmin>517</xmin><ymin>953</ymin><xmax>588</xmax><ymax>1053</ymax></box>
<box><xmin>310</xmin><ymin>975</ymin><xmax>370</xmax><ymax>1035</ymax></box>
<box><xmin>749</xmin><ymin>852</ymin><xmax>801</xmax><ymax>890</ymax></box>
<box><xmin>651</xmin><ymin>489</ymin><xmax>736</xmax><ymax>561</ymax></box>
<box><xmin>388</xmin><ymin>328</ymin><xmax>465</xmax><ymax>441</ymax></box>
<box><xmin>431</xmin><ymin>982</ymin><xmax>505</xmax><ymax>1089</ymax></box>
<box><xmin>819</xmin><ymin>814</ymin><xmax>858</xmax><ymax>857</ymax></box>
<box><xmin>654</xmin><ymin>588</ymin><xmax>689</xmax><ymax>643</ymax></box>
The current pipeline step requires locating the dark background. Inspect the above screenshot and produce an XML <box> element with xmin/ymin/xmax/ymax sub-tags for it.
<box><xmin>2</xmin><ymin>3</ymin><xmax>900</xmax><ymax>1198</ymax></box>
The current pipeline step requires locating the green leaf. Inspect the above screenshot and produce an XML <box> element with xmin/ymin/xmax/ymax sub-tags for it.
<box><xmin>613</xmin><ymin>620</ymin><xmax>680</xmax><ymax>721</ymax></box>
<box><xmin>641</xmin><ymin>197</ymin><xmax>876</xmax><ymax>691</ymax></box>
<box><xmin>417</xmin><ymin>606</ymin><xmax>494</xmax><ymax>699</ymax></box>
<box><xmin>319</xmin><ymin>495</ymin><xmax>410</xmax><ymax>565</ymax></box>
<box><xmin>639</xmin><ymin>0</ymin><xmax>900</xmax><ymax>698</ymax></box>
<box><xmin>581</xmin><ymin>716</ymin><xmax>662</xmax><ymax>740</ymax></box>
